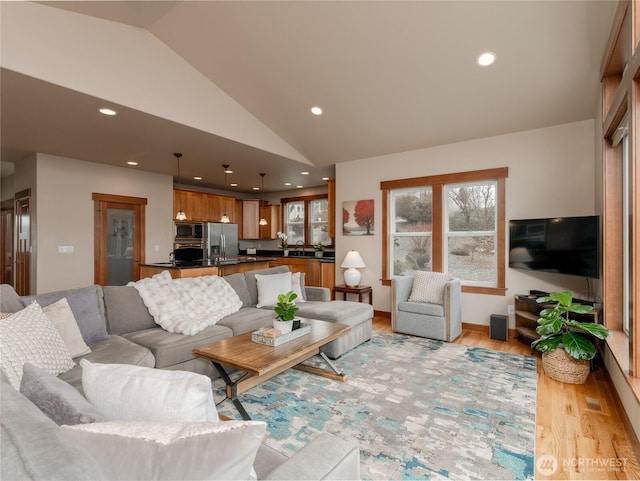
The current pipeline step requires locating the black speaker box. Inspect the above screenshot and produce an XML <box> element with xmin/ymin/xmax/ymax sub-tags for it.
<box><xmin>490</xmin><ymin>314</ymin><xmax>508</xmax><ymax>341</ymax></box>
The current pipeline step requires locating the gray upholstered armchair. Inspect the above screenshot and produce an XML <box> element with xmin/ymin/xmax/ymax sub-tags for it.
<box><xmin>391</xmin><ymin>274</ymin><xmax>462</xmax><ymax>342</ymax></box>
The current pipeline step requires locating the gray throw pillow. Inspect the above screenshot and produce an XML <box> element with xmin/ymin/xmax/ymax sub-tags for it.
<box><xmin>0</xmin><ymin>284</ymin><xmax>24</xmax><ymax>313</ymax></box>
<box><xmin>20</xmin><ymin>363</ymin><xmax>105</xmax><ymax>426</ymax></box>
<box><xmin>22</xmin><ymin>285</ymin><xmax>109</xmax><ymax>344</ymax></box>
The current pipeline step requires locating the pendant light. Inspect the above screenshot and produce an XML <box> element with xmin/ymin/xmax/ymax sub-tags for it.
<box><xmin>174</xmin><ymin>153</ymin><xmax>187</xmax><ymax>221</ymax></box>
<box><xmin>259</xmin><ymin>173</ymin><xmax>268</xmax><ymax>226</ymax></box>
<box><xmin>220</xmin><ymin>164</ymin><xmax>231</xmax><ymax>223</ymax></box>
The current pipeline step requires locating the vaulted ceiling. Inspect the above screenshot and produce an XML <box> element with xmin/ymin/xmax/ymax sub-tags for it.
<box><xmin>0</xmin><ymin>1</ymin><xmax>616</xmax><ymax>192</ymax></box>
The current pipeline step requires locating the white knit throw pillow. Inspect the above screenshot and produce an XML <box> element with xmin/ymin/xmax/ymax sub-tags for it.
<box><xmin>0</xmin><ymin>302</ymin><xmax>75</xmax><ymax>389</ymax></box>
<box><xmin>408</xmin><ymin>271</ymin><xmax>453</xmax><ymax>305</ymax></box>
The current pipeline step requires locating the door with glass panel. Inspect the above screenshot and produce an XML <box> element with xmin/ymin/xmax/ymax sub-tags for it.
<box><xmin>93</xmin><ymin>194</ymin><xmax>146</xmax><ymax>285</ymax></box>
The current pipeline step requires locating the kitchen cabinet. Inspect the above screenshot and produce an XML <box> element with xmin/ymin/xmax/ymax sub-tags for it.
<box><xmin>235</xmin><ymin>200</ymin><xmax>244</xmax><ymax>238</ymax></box>
<box><xmin>242</xmin><ymin>199</ymin><xmax>260</xmax><ymax>239</ymax></box>
<box><xmin>204</xmin><ymin>193</ymin><xmax>235</xmax><ymax>223</ymax></box>
<box><xmin>327</xmin><ymin>179</ymin><xmax>335</xmax><ymax>238</ymax></box>
<box><xmin>269</xmin><ymin>257</ymin><xmax>335</xmax><ymax>289</ymax></box>
<box><xmin>173</xmin><ymin>189</ymin><xmax>236</xmax><ymax>223</ymax></box>
<box><xmin>174</xmin><ymin>189</ymin><xmax>202</xmax><ymax>221</ymax></box>
<box><xmin>259</xmin><ymin>204</ymin><xmax>281</xmax><ymax>239</ymax></box>
<box><xmin>307</xmin><ymin>259</ymin><xmax>335</xmax><ymax>290</ymax></box>
<box><xmin>140</xmin><ymin>259</ymin><xmax>272</xmax><ymax>279</ymax></box>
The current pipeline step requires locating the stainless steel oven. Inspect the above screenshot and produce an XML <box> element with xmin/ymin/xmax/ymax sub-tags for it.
<box><xmin>174</xmin><ymin>221</ymin><xmax>204</xmax><ymax>243</ymax></box>
<box><xmin>173</xmin><ymin>243</ymin><xmax>205</xmax><ymax>263</ymax></box>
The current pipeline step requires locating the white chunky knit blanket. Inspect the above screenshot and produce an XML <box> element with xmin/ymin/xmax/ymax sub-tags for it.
<box><xmin>128</xmin><ymin>271</ymin><xmax>242</xmax><ymax>336</ymax></box>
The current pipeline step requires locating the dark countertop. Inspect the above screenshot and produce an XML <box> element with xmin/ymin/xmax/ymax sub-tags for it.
<box><xmin>243</xmin><ymin>249</ymin><xmax>335</xmax><ymax>262</ymax></box>
<box><xmin>141</xmin><ymin>256</ymin><xmax>275</xmax><ymax>269</ymax></box>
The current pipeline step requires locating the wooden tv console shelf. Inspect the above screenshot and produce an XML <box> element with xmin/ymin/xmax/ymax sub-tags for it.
<box><xmin>514</xmin><ymin>293</ymin><xmax>601</xmax><ymax>344</ymax></box>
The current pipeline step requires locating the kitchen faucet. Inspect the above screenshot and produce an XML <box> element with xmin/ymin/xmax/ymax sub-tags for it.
<box><xmin>295</xmin><ymin>240</ymin><xmax>304</xmax><ymax>251</ymax></box>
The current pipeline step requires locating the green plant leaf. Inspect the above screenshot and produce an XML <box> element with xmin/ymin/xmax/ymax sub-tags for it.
<box><xmin>531</xmin><ymin>335</ymin><xmax>563</xmax><ymax>352</ymax></box>
<box><xmin>536</xmin><ymin>317</ymin><xmax>563</xmax><ymax>335</ymax></box>
<box><xmin>547</xmin><ymin>291</ymin><xmax>573</xmax><ymax>306</ymax></box>
<box><xmin>567</xmin><ymin>303</ymin><xmax>594</xmax><ymax>314</ymax></box>
<box><xmin>565</xmin><ymin>320</ymin><xmax>611</xmax><ymax>340</ymax></box>
<box><xmin>561</xmin><ymin>332</ymin><xmax>596</xmax><ymax>360</ymax></box>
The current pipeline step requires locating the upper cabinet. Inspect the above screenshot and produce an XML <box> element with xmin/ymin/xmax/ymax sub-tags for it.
<box><xmin>242</xmin><ymin>199</ymin><xmax>260</xmax><ymax>239</ymax></box>
<box><xmin>259</xmin><ymin>204</ymin><xmax>281</xmax><ymax>240</ymax></box>
<box><xmin>173</xmin><ymin>189</ymin><xmax>236</xmax><ymax>223</ymax></box>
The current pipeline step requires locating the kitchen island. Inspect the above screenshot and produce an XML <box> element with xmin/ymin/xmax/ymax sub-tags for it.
<box><xmin>140</xmin><ymin>257</ymin><xmax>274</xmax><ymax>279</ymax></box>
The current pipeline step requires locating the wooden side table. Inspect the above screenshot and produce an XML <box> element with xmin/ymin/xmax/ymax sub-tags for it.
<box><xmin>332</xmin><ymin>285</ymin><xmax>373</xmax><ymax>305</ymax></box>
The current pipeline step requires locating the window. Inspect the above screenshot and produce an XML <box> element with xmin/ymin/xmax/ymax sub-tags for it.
<box><xmin>282</xmin><ymin>195</ymin><xmax>331</xmax><ymax>246</ymax></box>
<box><xmin>381</xmin><ymin>168</ymin><xmax>507</xmax><ymax>295</ymax></box>
<box><xmin>445</xmin><ymin>182</ymin><xmax>497</xmax><ymax>286</ymax></box>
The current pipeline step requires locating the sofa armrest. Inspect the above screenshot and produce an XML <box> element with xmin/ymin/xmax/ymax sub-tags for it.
<box><xmin>391</xmin><ymin>276</ymin><xmax>414</xmax><ymax>331</ymax></box>
<box><xmin>304</xmin><ymin>286</ymin><xmax>331</xmax><ymax>302</ymax></box>
<box><xmin>261</xmin><ymin>433</ymin><xmax>360</xmax><ymax>480</ymax></box>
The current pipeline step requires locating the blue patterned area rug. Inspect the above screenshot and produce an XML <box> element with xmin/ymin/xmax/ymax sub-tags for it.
<box><xmin>213</xmin><ymin>332</ymin><xmax>537</xmax><ymax>480</ymax></box>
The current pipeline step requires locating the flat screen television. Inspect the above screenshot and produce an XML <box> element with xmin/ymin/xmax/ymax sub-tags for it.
<box><xmin>509</xmin><ymin>215</ymin><xmax>600</xmax><ymax>278</ymax></box>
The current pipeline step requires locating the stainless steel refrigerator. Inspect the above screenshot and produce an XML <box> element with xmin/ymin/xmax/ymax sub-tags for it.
<box><xmin>205</xmin><ymin>222</ymin><xmax>239</xmax><ymax>261</ymax></box>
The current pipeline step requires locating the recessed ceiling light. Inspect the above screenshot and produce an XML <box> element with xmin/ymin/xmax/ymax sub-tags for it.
<box><xmin>224</xmin><ymin>168</ymin><xmax>233</xmax><ymax>174</ymax></box>
<box><xmin>301</xmin><ymin>171</ymin><xmax>309</xmax><ymax>175</ymax></box>
<box><xmin>296</xmin><ymin>185</ymin><xmax>303</xmax><ymax>188</ymax></box>
<box><xmin>252</xmin><ymin>187</ymin><xmax>260</xmax><ymax>191</ymax></box>
<box><xmin>284</xmin><ymin>182</ymin><xmax>292</xmax><ymax>186</ymax></box>
<box><xmin>230</xmin><ymin>183</ymin><xmax>238</xmax><ymax>187</ymax></box>
<box><xmin>193</xmin><ymin>176</ymin><xmax>202</xmax><ymax>180</ymax></box>
<box><xmin>322</xmin><ymin>177</ymin><xmax>330</xmax><ymax>181</ymax></box>
<box><xmin>126</xmin><ymin>161</ymin><xmax>138</xmax><ymax>166</ymax></box>
<box><xmin>310</xmin><ymin>106</ymin><xmax>323</xmax><ymax>116</ymax></box>
<box><xmin>477</xmin><ymin>51</ymin><xmax>496</xmax><ymax>67</ymax></box>
<box><xmin>99</xmin><ymin>108</ymin><xmax>117</xmax><ymax>116</ymax></box>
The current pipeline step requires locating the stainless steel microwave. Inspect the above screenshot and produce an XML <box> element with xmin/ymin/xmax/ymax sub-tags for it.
<box><xmin>174</xmin><ymin>221</ymin><xmax>204</xmax><ymax>242</ymax></box>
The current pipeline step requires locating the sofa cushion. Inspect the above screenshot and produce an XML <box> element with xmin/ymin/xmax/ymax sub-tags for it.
<box><xmin>43</xmin><ymin>298</ymin><xmax>91</xmax><ymax>358</ymax></box>
<box><xmin>62</xmin><ymin>420</ymin><xmax>266</xmax><ymax>481</ymax></box>
<box><xmin>23</xmin><ymin>286</ymin><xmax>109</xmax><ymax>344</ymax></box>
<box><xmin>1</xmin><ymin>372</ymin><xmax>108</xmax><ymax>481</ymax></box>
<box><xmin>408</xmin><ymin>271</ymin><xmax>453</xmax><ymax>305</ymax></box>
<box><xmin>0</xmin><ymin>284</ymin><xmax>24</xmax><ymax>313</ymax></box>
<box><xmin>102</xmin><ymin>285</ymin><xmax>156</xmax><ymax>335</ymax></box>
<box><xmin>0</xmin><ymin>302</ymin><xmax>75</xmax><ymax>390</ymax></box>
<box><xmin>20</xmin><ymin>363</ymin><xmax>105</xmax><ymax>426</ymax></box>
<box><xmin>256</xmin><ymin>272</ymin><xmax>293</xmax><ymax>307</ymax></box>
<box><xmin>217</xmin><ymin>307</ymin><xmax>275</xmax><ymax>336</ymax></box>
<box><xmin>81</xmin><ymin>360</ymin><xmax>219</xmax><ymax>422</ymax></box>
<box><xmin>224</xmin><ymin>273</ymin><xmax>253</xmax><ymax>308</ymax></box>
<box><xmin>58</xmin><ymin>335</ymin><xmax>155</xmax><ymax>392</ymax></box>
<box><xmin>296</xmin><ymin>300</ymin><xmax>373</xmax><ymax>327</ymax></box>
<box><xmin>398</xmin><ymin>300</ymin><xmax>445</xmax><ymax>317</ymax></box>
<box><xmin>123</xmin><ymin>324</ymin><xmax>232</xmax><ymax>369</ymax></box>
<box><xmin>244</xmin><ymin>266</ymin><xmax>290</xmax><ymax>306</ymax></box>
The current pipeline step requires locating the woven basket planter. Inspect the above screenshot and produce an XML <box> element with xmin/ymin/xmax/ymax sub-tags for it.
<box><xmin>542</xmin><ymin>349</ymin><xmax>590</xmax><ymax>384</ymax></box>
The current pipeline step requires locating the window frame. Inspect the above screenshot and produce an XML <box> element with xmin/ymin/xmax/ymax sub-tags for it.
<box><xmin>380</xmin><ymin>167</ymin><xmax>508</xmax><ymax>295</ymax></box>
<box><xmin>281</xmin><ymin>194</ymin><xmax>331</xmax><ymax>247</ymax></box>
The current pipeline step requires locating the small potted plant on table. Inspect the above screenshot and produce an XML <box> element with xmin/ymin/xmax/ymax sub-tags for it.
<box><xmin>273</xmin><ymin>291</ymin><xmax>299</xmax><ymax>333</ymax></box>
<box><xmin>531</xmin><ymin>291</ymin><xmax>610</xmax><ymax>384</ymax></box>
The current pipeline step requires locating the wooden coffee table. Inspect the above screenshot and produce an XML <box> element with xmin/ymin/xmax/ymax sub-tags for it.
<box><xmin>193</xmin><ymin>318</ymin><xmax>351</xmax><ymax>420</ymax></box>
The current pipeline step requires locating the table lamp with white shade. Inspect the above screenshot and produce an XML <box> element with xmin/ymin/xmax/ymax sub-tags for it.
<box><xmin>341</xmin><ymin>250</ymin><xmax>366</xmax><ymax>287</ymax></box>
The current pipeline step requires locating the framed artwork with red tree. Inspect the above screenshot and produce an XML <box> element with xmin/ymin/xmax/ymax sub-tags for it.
<box><xmin>342</xmin><ymin>199</ymin><xmax>374</xmax><ymax>235</ymax></box>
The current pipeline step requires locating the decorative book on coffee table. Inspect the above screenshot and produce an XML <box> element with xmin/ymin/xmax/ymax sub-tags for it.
<box><xmin>252</xmin><ymin>323</ymin><xmax>311</xmax><ymax>346</ymax></box>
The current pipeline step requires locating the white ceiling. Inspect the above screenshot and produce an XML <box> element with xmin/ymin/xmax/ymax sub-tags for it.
<box><xmin>1</xmin><ymin>1</ymin><xmax>616</xmax><ymax>192</ymax></box>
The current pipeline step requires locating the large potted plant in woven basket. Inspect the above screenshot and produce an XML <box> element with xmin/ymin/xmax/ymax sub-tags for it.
<box><xmin>531</xmin><ymin>291</ymin><xmax>610</xmax><ymax>384</ymax></box>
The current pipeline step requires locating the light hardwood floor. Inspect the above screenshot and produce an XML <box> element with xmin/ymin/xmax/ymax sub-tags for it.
<box><xmin>372</xmin><ymin>316</ymin><xmax>640</xmax><ymax>480</ymax></box>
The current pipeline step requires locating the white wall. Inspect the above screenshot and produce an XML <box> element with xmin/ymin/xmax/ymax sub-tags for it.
<box><xmin>34</xmin><ymin>154</ymin><xmax>173</xmax><ymax>293</ymax></box>
<box><xmin>336</xmin><ymin>120</ymin><xmax>597</xmax><ymax>328</ymax></box>
<box><xmin>1</xmin><ymin>1</ymin><xmax>307</xmax><ymax>165</ymax></box>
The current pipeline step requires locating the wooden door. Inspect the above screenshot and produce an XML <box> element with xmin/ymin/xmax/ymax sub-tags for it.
<box><xmin>14</xmin><ymin>189</ymin><xmax>31</xmax><ymax>295</ymax></box>
<box><xmin>1</xmin><ymin>199</ymin><xmax>14</xmax><ymax>286</ymax></box>
<box><xmin>93</xmin><ymin>193</ymin><xmax>147</xmax><ymax>285</ymax></box>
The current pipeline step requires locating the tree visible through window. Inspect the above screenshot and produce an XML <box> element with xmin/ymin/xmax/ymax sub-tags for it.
<box><xmin>381</xmin><ymin>167</ymin><xmax>507</xmax><ymax>295</ymax></box>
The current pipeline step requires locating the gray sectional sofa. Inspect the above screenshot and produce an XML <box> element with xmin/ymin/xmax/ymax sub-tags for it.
<box><xmin>1</xmin><ymin>265</ymin><xmax>369</xmax><ymax>480</ymax></box>
<box><xmin>1</xmin><ymin>265</ymin><xmax>373</xmax><ymax>390</ymax></box>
